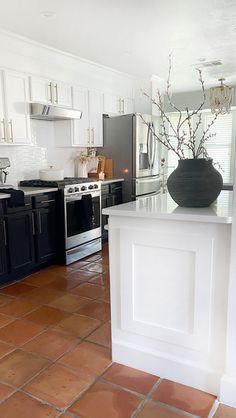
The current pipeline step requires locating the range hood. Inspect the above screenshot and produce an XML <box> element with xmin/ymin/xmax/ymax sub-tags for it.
<box><xmin>30</xmin><ymin>103</ymin><xmax>82</xmax><ymax>121</ymax></box>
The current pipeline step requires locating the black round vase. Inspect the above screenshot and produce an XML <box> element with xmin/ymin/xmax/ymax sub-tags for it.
<box><xmin>167</xmin><ymin>159</ymin><xmax>223</xmax><ymax>207</ymax></box>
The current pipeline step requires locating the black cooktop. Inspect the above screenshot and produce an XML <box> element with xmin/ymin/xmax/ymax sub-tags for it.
<box><xmin>19</xmin><ymin>177</ymin><xmax>96</xmax><ymax>188</ymax></box>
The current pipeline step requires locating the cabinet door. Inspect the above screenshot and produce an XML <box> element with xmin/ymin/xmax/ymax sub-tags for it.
<box><xmin>4</xmin><ymin>71</ymin><xmax>31</xmax><ymax>144</ymax></box>
<box><xmin>7</xmin><ymin>211</ymin><xmax>35</xmax><ymax>275</ymax></box>
<box><xmin>0</xmin><ymin>219</ymin><xmax>8</xmax><ymax>283</ymax></box>
<box><xmin>123</xmin><ymin>97</ymin><xmax>134</xmax><ymax>114</ymax></box>
<box><xmin>54</xmin><ymin>81</ymin><xmax>72</xmax><ymax>108</ymax></box>
<box><xmin>35</xmin><ymin>206</ymin><xmax>57</xmax><ymax>264</ymax></box>
<box><xmin>0</xmin><ymin>73</ymin><xmax>7</xmax><ymax>144</ymax></box>
<box><xmin>103</xmin><ymin>93</ymin><xmax>121</xmax><ymax>114</ymax></box>
<box><xmin>29</xmin><ymin>76</ymin><xmax>52</xmax><ymax>104</ymax></box>
<box><xmin>89</xmin><ymin>89</ymin><xmax>103</xmax><ymax>147</ymax></box>
<box><xmin>72</xmin><ymin>86</ymin><xmax>90</xmax><ymax>146</ymax></box>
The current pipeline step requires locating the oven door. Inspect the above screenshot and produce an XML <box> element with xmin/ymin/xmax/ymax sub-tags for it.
<box><xmin>65</xmin><ymin>191</ymin><xmax>101</xmax><ymax>250</ymax></box>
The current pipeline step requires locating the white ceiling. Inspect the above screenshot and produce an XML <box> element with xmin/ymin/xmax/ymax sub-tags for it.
<box><xmin>0</xmin><ymin>0</ymin><xmax>236</xmax><ymax>91</ymax></box>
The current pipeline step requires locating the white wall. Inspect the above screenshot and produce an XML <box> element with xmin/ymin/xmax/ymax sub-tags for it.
<box><xmin>0</xmin><ymin>30</ymin><xmax>151</xmax><ymax>185</ymax></box>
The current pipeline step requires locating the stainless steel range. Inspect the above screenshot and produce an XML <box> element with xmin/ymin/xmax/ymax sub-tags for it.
<box><xmin>64</xmin><ymin>181</ymin><xmax>101</xmax><ymax>264</ymax></box>
<box><xmin>20</xmin><ymin>177</ymin><xmax>102</xmax><ymax>265</ymax></box>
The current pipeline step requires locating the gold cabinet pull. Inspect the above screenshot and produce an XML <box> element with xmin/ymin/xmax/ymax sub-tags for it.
<box><xmin>3</xmin><ymin>220</ymin><xmax>7</xmax><ymax>246</ymax></box>
<box><xmin>87</xmin><ymin>128</ymin><xmax>90</xmax><ymax>144</ymax></box>
<box><xmin>55</xmin><ymin>83</ymin><xmax>58</xmax><ymax>104</ymax></box>
<box><xmin>31</xmin><ymin>212</ymin><xmax>35</xmax><ymax>236</ymax></box>
<box><xmin>38</xmin><ymin>211</ymin><xmax>42</xmax><ymax>234</ymax></box>
<box><xmin>0</xmin><ymin>119</ymin><xmax>6</xmax><ymax>141</ymax></box>
<box><xmin>48</xmin><ymin>82</ymin><xmax>53</xmax><ymax>103</ymax></box>
<box><xmin>8</xmin><ymin>120</ymin><xmax>13</xmax><ymax>142</ymax></box>
<box><xmin>91</xmin><ymin>127</ymin><xmax>95</xmax><ymax>144</ymax></box>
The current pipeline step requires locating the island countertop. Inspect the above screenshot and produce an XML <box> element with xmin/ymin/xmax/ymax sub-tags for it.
<box><xmin>103</xmin><ymin>190</ymin><xmax>233</xmax><ymax>224</ymax></box>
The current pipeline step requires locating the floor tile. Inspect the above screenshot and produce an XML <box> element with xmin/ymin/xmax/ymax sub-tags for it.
<box><xmin>69</xmin><ymin>260</ymin><xmax>91</xmax><ymax>269</ymax></box>
<box><xmin>0</xmin><ymin>319</ymin><xmax>44</xmax><ymax>345</ymax></box>
<box><xmin>80</xmin><ymin>262</ymin><xmax>106</xmax><ymax>274</ymax></box>
<box><xmin>0</xmin><ymin>341</ymin><xmax>14</xmax><ymax>359</ymax></box>
<box><xmin>103</xmin><ymin>363</ymin><xmax>159</xmax><ymax>395</ymax></box>
<box><xmin>152</xmin><ymin>379</ymin><xmax>216</xmax><ymax>418</ymax></box>
<box><xmin>214</xmin><ymin>404</ymin><xmax>236</xmax><ymax>417</ymax></box>
<box><xmin>77</xmin><ymin>300</ymin><xmax>110</xmax><ymax>321</ymax></box>
<box><xmin>71</xmin><ymin>283</ymin><xmax>107</xmax><ymax>299</ymax></box>
<box><xmin>69</xmin><ymin>380</ymin><xmax>142</xmax><ymax>418</ymax></box>
<box><xmin>59</xmin><ymin>341</ymin><xmax>112</xmax><ymax>376</ymax></box>
<box><xmin>45</xmin><ymin>277</ymin><xmax>80</xmax><ymax>291</ymax></box>
<box><xmin>0</xmin><ymin>349</ymin><xmax>49</xmax><ymax>386</ymax></box>
<box><xmin>24</xmin><ymin>363</ymin><xmax>94</xmax><ymax>409</ymax></box>
<box><xmin>0</xmin><ymin>313</ymin><xmax>15</xmax><ymax>328</ymax></box>
<box><xmin>0</xmin><ymin>294</ymin><xmax>14</xmax><ymax>307</ymax></box>
<box><xmin>89</xmin><ymin>273</ymin><xmax>110</xmax><ymax>287</ymax></box>
<box><xmin>137</xmin><ymin>401</ymin><xmax>188</xmax><ymax>417</ymax></box>
<box><xmin>53</xmin><ymin>313</ymin><xmax>101</xmax><ymax>338</ymax></box>
<box><xmin>0</xmin><ymin>392</ymin><xmax>58</xmax><ymax>418</ymax></box>
<box><xmin>0</xmin><ymin>283</ymin><xmax>36</xmax><ymax>297</ymax></box>
<box><xmin>23</xmin><ymin>329</ymin><xmax>79</xmax><ymax>360</ymax></box>
<box><xmin>85</xmin><ymin>254</ymin><xmax>102</xmax><ymax>263</ymax></box>
<box><xmin>68</xmin><ymin>270</ymin><xmax>99</xmax><ymax>281</ymax></box>
<box><xmin>49</xmin><ymin>293</ymin><xmax>92</xmax><ymax>313</ymax></box>
<box><xmin>0</xmin><ymin>382</ymin><xmax>15</xmax><ymax>402</ymax></box>
<box><xmin>21</xmin><ymin>287</ymin><xmax>66</xmax><ymax>304</ymax></box>
<box><xmin>22</xmin><ymin>270</ymin><xmax>59</xmax><ymax>287</ymax></box>
<box><xmin>0</xmin><ymin>299</ymin><xmax>38</xmax><ymax>317</ymax></box>
<box><xmin>24</xmin><ymin>306</ymin><xmax>70</xmax><ymax>327</ymax></box>
<box><xmin>86</xmin><ymin>322</ymin><xmax>111</xmax><ymax>348</ymax></box>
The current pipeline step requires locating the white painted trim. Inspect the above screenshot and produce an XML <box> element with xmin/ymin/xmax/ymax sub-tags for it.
<box><xmin>112</xmin><ymin>339</ymin><xmax>221</xmax><ymax>395</ymax></box>
<box><xmin>0</xmin><ymin>28</ymin><xmax>137</xmax><ymax>80</ymax></box>
<box><xmin>220</xmin><ymin>375</ymin><xmax>236</xmax><ymax>407</ymax></box>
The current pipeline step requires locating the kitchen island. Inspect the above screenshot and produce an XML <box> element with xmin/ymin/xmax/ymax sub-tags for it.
<box><xmin>103</xmin><ymin>191</ymin><xmax>233</xmax><ymax>399</ymax></box>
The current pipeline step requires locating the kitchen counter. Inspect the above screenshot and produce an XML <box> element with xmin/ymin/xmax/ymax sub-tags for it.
<box><xmin>103</xmin><ymin>190</ymin><xmax>233</xmax><ymax>224</ymax></box>
<box><xmin>105</xmin><ymin>190</ymin><xmax>232</xmax><ymax>398</ymax></box>
<box><xmin>0</xmin><ymin>187</ymin><xmax>58</xmax><ymax>200</ymax></box>
<box><xmin>100</xmin><ymin>178</ymin><xmax>124</xmax><ymax>185</ymax></box>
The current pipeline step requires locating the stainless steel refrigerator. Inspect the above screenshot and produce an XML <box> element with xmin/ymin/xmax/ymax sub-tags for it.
<box><xmin>102</xmin><ymin>113</ymin><xmax>160</xmax><ymax>202</ymax></box>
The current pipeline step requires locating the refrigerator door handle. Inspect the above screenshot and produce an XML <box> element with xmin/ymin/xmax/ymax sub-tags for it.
<box><xmin>147</xmin><ymin>123</ymin><xmax>151</xmax><ymax>168</ymax></box>
<box><xmin>151</xmin><ymin>122</ymin><xmax>157</xmax><ymax>169</ymax></box>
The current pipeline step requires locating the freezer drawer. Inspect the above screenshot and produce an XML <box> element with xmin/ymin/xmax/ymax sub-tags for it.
<box><xmin>135</xmin><ymin>176</ymin><xmax>160</xmax><ymax>197</ymax></box>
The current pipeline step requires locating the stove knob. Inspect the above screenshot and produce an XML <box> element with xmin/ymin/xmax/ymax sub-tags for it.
<box><xmin>88</xmin><ymin>185</ymin><xmax>94</xmax><ymax>189</ymax></box>
<box><xmin>74</xmin><ymin>187</ymin><xmax>80</xmax><ymax>192</ymax></box>
<box><xmin>94</xmin><ymin>184</ymin><xmax>98</xmax><ymax>189</ymax></box>
<box><xmin>68</xmin><ymin>187</ymin><xmax>74</xmax><ymax>193</ymax></box>
<box><xmin>81</xmin><ymin>186</ymin><xmax>87</xmax><ymax>191</ymax></box>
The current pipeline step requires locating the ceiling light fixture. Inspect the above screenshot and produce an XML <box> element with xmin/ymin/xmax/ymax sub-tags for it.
<box><xmin>209</xmin><ymin>78</ymin><xmax>233</xmax><ymax>114</ymax></box>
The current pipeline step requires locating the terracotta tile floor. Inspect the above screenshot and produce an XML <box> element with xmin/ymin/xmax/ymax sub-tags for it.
<box><xmin>0</xmin><ymin>244</ymin><xmax>235</xmax><ymax>417</ymax></box>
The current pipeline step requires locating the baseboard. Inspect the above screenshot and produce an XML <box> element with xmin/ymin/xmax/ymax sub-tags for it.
<box><xmin>112</xmin><ymin>339</ymin><xmax>221</xmax><ymax>396</ymax></box>
<box><xmin>220</xmin><ymin>375</ymin><xmax>236</xmax><ymax>407</ymax></box>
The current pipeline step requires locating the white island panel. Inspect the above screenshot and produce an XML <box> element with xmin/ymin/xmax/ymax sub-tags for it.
<box><xmin>105</xmin><ymin>193</ymin><xmax>232</xmax><ymax>396</ymax></box>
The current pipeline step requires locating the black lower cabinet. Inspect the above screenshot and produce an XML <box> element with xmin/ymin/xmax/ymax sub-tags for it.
<box><xmin>101</xmin><ymin>182</ymin><xmax>123</xmax><ymax>241</ymax></box>
<box><xmin>7</xmin><ymin>211</ymin><xmax>35</xmax><ymax>276</ymax></box>
<box><xmin>0</xmin><ymin>192</ymin><xmax>58</xmax><ymax>286</ymax></box>
<box><xmin>35</xmin><ymin>206</ymin><xmax>57</xmax><ymax>265</ymax></box>
<box><xmin>0</xmin><ymin>219</ymin><xmax>8</xmax><ymax>283</ymax></box>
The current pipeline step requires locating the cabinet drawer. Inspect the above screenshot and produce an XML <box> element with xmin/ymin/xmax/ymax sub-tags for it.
<box><xmin>6</xmin><ymin>196</ymin><xmax>32</xmax><ymax>214</ymax></box>
<box><xmin>33</xmin><ymin>193</ymin><xmax>57</xmax><ymax>208</ymax></box>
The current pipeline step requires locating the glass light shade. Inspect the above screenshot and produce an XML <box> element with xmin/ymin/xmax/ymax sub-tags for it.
<box><xmin>209</xmin><ymin>79</ymin><xmax>233</xmax><ymax>114</ymax></box>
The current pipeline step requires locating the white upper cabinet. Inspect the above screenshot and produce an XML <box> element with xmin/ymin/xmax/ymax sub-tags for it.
<box><xmin>89</xmin><ymin>89</ymin><xmax>103</xmax><ymax>147</ymax></box>
<box><xmin>29</xmin><ymin>76</ymin><xmax>72</xmax><ymax>108</ymax></box>
<box><xmin>72</xmin><ymin>86</ymin><xmax>90</xmax><ymax>147</ymax></box>
<box><xmin>0</xmin><ymin>70</ymin><xmax>31</xmax><ymax>145</ymax></box>
<box><xmin>103</xmin><ymin>92</ymin><xmax>134</xmax><ymax>115</ymax></box>
<box><xmin>55</xmin><ymin>86</ymin><xmax>104</xmax><ymax>148</ymax></box>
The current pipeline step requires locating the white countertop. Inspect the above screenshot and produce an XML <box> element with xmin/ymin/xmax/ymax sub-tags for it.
<box><xmin>0</xmin><ymin>187</ymin><xmax>58</xmax><ymax>200</ymax></box>
<box><xmin>103</xmin><ymin>190</ymin><xmax>233</xmax><ymax>224</ymax></box>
